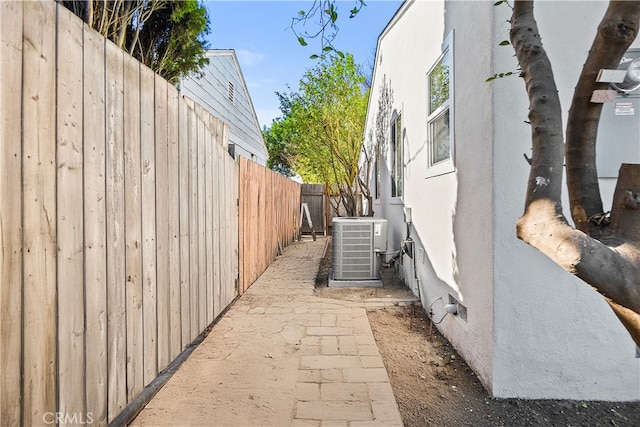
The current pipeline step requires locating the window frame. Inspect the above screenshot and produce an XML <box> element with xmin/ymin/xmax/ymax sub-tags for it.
<box><xmin>390</xmin><ymin>112</ymin><xmax>403</xmax><ymax>199</ymax></box>
<box><xmin>374</xmin><ymin>143</ymin><xmax>381</xmax><ymax>201</ymax></box>
<box><xmin>426</xmin><ymin>31</ymin><xmax>455</xmax><ymax>178</ymax></box>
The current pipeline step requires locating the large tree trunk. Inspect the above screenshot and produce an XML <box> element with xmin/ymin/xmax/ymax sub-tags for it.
<box><xmin>511</xmin><ymin>1</ymin><xmax>640</xmax><ymax>347</ymax></box>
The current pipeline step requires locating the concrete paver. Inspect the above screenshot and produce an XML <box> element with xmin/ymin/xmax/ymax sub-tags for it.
<box><xmin>131</xmin><ymin>237</ymin><xmax>403</xmax><ymax>427</ymax></box>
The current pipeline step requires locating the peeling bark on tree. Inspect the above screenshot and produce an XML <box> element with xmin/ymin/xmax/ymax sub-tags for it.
<box><xmin>511</xmin><ymin>1</ymin><xmax>640</xmax><ymax>347</ymax></box>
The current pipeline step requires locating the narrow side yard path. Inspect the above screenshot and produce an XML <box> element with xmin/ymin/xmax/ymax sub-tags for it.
<box><xmin>131</xmin><ymin>237</ymin><xmax>403</xmax><ymax>427</ymax></box>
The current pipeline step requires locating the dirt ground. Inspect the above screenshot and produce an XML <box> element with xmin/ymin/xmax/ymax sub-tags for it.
<box><xmin>315</xmin><ymin>239</ymin><xmax>640</xmax><ymax>427</ymax></box>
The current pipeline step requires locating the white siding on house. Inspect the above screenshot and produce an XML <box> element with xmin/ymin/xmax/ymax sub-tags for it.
<box><xmin>365</xmin><ymin>0</ymin><xmax>640</xmax><ymax>401</ymax></box>
<box><xmin>181</xmin><ymin>50</ymin><xmax>268</xmax><ymax>165</ymax></box>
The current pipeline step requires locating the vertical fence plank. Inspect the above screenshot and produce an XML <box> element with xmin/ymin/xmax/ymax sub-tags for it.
<box><xmin>260</xmin><ymin>166</ymin><xmax>268</xmax><ymax>273</ymax></box>
<box><xmin>140</xmin><ymin>65</ymin><xmax>158</xmax><ymax>386</ymax></box>
<box><xmin>218</xmin><ymin>146</ymin><xmax>225</xmax><ymax>311</ymax></box>
<box><xmin>225</xmin><ymin>128</ymin><xmax>234</xmax><ymax>307</ymax></box>
<box><xmin>83</xmin><ymin>23</ymin><xmax>109</xmax><ymax>425</ymax></box>
<box><xmin>21</xmin><ymin>2</ymin><xmax>57</xmax><ymax>423</ymax></box>
<box><xmin>247</xmin><ymin>161</ymin><xmax>255</xmax><ymax>291</ymax></box>
<box><xmin>167</xmin><ymin>85</ymin><xmax>181</xmax><ymax>360</ymax></box>
<box><xmin>196</xmin><ymin>105</ymin><xmax>207</xmax><ymax>331</ymax></box>
<box><xmin>232</xmin><ymin>134</ymin><xmax>240</xmax><ymax>302</ymax></box>
<box><xmin>246</xmin><ymin>159</ymin><xmax>252</xmax><ymax>293</ymax></box>
<box><xmin>105</xmin><ymin>39</ymin><xmax>127</xmax><ymax>421</ymax></box>
<box><xmin>0</xmin><ymin>2</ymin><xmax>23</xmax><ymax>424</ymax></box>
<box><xmin>238</xmin><ymin>158</ymin><xmax>246</xmax><ymax>294</ymax></box>
<box><xmin>56</xmin><ymin>6</ymin><xmax>85</xmax><ymax>420</ymax></box>
<box><xmin>186</xmin><ymin>99</ymin><xmax>199</xmax><ymax>343</ymax></box>
<box><xmin>154</xmin><ymin>75</ymin><xmax>170</xmax><ymax>372</ymax></box>
<box><xmin>211</xmin><ymin>117</ymin><xmax>221</xmax><ymax>319</ymax></box>
<box><xmin>178</xmin><ymin>97</ymin><xmax>191</xmax><ymax>350</ymax></box>
<box><xmin>123</xmin><ymin>54</ymin><xmax>144</xmax><ymax>401</ymax></box>
<box><xmin>211</xmin><ymin>116</ymin><xmax>219</xmax><ymax>320</ymax></box>
<box><xmin>224</xmin><ymin>126</ymin><xmax>235</xmax><ymax>308</ymax></box>
<box><xmin>250</xmin><ymin>161</ymin><xmax>258</xmax><ymax>288</ymax></box>
<box><xmin>218</xmin><ymin>126</ymin><xmax>226</xmax><ymax>307</ymax></box>
<box><xmin>204</xmin><ymin>113</ymin><xmax>214</xmax><ymax>324</ymax></box>
<box><xmin>267</xmin><ymin>171</ymin><xmax>274</xmax><ymax>262</ymax></box>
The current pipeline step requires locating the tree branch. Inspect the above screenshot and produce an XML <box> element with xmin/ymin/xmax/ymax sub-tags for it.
<box><xmin>566</xmin><ymin>0</ymin><xmax>640</xmax><ymax>236</ymax></box>
<box><xmin>512</xmin><ymin>0</ymin><xmax>640</xmax><ymax>346</ymax></box>
<box><xmin>510</xmin><ymin>1</ymin><xmax>565</xmax><ymax>209</ymax></box>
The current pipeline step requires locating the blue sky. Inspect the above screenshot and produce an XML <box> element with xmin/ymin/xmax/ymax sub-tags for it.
<box><xmin>203</xmin><ymin>1</ymin><xmax>403</xmax><ymax>129</ymax></box>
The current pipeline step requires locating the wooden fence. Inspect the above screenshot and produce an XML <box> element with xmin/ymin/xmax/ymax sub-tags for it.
<box><xmin>0</xmin><ymin>2</ymin><xmax>300</xmax><ymax>425</ymax></box>
<box><xmin>239</xmin><ymin>158</ymin><xmax>301</xmax><ymax>293</ymax></box>
<box><xmin>301</xmin><ymin>183</ymin><xmax>328</xmax><ymax>236</ymax></box>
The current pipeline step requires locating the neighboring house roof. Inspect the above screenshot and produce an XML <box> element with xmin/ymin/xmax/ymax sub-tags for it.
<box><xmin>180</xmin><ymin>49</ymin><xmax>268</xmax><ymax>166</ymax></box>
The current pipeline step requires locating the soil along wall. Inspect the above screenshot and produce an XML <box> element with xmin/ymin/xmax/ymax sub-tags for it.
<box><xmin>0</xmin><ymin>2</ymin><xmax>300</xmax><ymax>425</ymax></box>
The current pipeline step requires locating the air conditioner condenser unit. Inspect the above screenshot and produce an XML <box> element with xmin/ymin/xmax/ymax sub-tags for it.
<box><xmin>329</xmin><ymin>217</ymin><xmax>387</xmax><ymax>287</ymax></box>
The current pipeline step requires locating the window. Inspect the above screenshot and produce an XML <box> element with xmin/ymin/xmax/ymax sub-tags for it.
<box><xmin>427</xmin><ymin>31</ymin><xmax>454</xmax><ymax>176</ymax></box>
<box><xmin>390</xmin><ymin>114</ymin><xmax>403</xmax><ymax>198</ymax></box>
<box><xmin>374</xmin><ymin>145</ymin><xmax>381</xmax><ymax>200</ymax></box>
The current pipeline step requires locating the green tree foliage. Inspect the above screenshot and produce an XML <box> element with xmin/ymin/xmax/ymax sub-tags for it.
<box><xmin>132</xmin><ymin>0</ymin><xmax>210</xmax><ymax>84</ymax></box>
<box><xmin>263</xmin><ymin>121</ymin><xmax>294</xmax><ymax>177</ymax></box>
<box><xmin>273</xmin><ymin>54</ymin><xmax>368</xmax><ymax>216</ymax></box>
<box><xmin>291</xmin><ymin>0</ymin><xmax>366</xmax><ymax>59</ymax></box>
<box><xmin>63</xmin><ymin>0</ymin><xmax>210</xmax><ymax>84</ymax></box>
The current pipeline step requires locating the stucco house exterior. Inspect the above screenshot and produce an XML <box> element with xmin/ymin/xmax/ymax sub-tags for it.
<box><xmin>364</xmin><ymin>0</ymin><xmax>640</xmax><ymax>400</ymax></box>
<box><xmin>180</xmin><ymin>49</ymin><xmax>268</xmax><ymax>165</ymax></box>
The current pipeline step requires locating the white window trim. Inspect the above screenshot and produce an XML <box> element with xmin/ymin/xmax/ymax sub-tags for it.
<box><xmin>374</xmin><ymin>143</ymin><xmax>381</xmax><ymax>202</ymax></box>
<box><xmin>426</xmin><ymin>30</ymin><xmax>455</xmax><ymax>179</ymax></box>
<box><xmin>390</xmin><ymin>111</ymin><xmax>403</xmax><ymax>201</ymax></box>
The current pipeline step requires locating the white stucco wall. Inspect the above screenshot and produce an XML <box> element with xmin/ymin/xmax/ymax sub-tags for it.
<box><xmin>491</xmin><ymin>2</ymin><xmax>639</xmax><ymax>400</ymax></box>
<box><xmin>366</xmin><ymin>0</ymin><xmax>496</xmax><ymax>391</ymax></box>
<box><xmin>367</xmin><ymin>0</ymin><xmax>640</xmax><ymax>401</ymax></box>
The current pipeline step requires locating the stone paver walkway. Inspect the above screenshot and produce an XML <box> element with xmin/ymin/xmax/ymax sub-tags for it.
<box><xmin>131</xmin><ymin>237</ymin><xmax>403</xmax><ymax>427</ymax></box>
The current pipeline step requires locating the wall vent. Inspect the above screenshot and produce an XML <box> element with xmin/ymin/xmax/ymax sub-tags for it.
<box><xmin>228</xmin><ymin>81</ymin><xmax>234</xmax><ymax>102</ymax></box>
<box><xmin>449</xmin><ymin>294</ymin><xmax>467</xmax><ymax>322</ymax></box>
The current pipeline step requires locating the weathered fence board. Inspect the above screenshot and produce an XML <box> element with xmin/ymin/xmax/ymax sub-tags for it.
<box><xmin>140</xmin><ymin>64</ymin><xmax>158</xmax><ymax>386</ymax></box>
<box><xmin>105</xmin><ymin>38</ymin><xmax>128</xmax><ymax>421</ymax></box>
<box><xmin>56</xmin><ymin>7</ymin><xmax>85</xmax><ymax>421</ymax></box>
<box><xmin>155</xmin><ymin>74</ymin><xmax>171</xmax><ymax>372</ymax></box>
<box><xmin>178</xmin><ymin>94</ymin><xmax>191</xmax><ymax>351</ymax></box>
<box><xmin>204</xmin><ymin>113</ymin><xmax>214</xmax><ymax>324</ymax></box>
<box><xmin>123</xmin><ymin>53</ymin><xmax>144</xmax><ymax>402</ymax></box>
<box><xmin>0</xmin><ymin>2</ymin><xmax>23</xmax><ymax>425</ymax></box>
<box><xmin>196</xmin><ymin>104</ymin><xmax>207</xmax><ymax>332</ymax></box>
<box><xmin>1</xmin><ymin>3</ymin><xmax>301</xmax><ymax>425</ymax></box>
<box><xmin>213</xmin><ymin>119</ymin><xmax>222</xmax><ymax>319</ymax></box>
<box><xmin>186</xmin><ymin>97</ymin><xmax>200</xmax><ymax>344</ymax></box>
<box><xmin>231</xmin><ymin>136</ymin><xmax>240</xmax><ymax>304</ymax></box>
<box><xmin>84</xmin><ymin>24</ymin><xmax>109</xmax><ymax>426</ymax></box>
<box><xmin>168</xmin><ymin>85</ymin><xmax>182</xmax><ymax>360</ymax></box>
<box><xmin>22</xmin><ymin>2</ymin><xmax>58</xmax><ymax>424</ymax></box>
